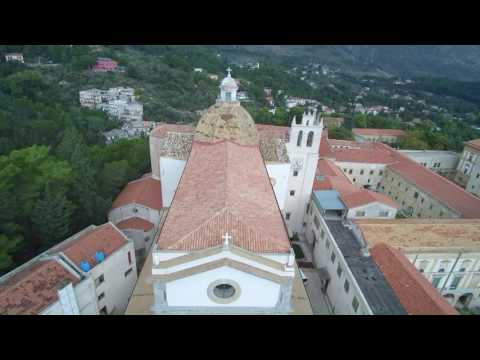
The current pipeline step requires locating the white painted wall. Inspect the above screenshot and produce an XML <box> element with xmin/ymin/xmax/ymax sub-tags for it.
<box><xmin>266</xmin><ymin>163</ymin><xmax>291</xmax><ymax>211</ymax></box>
<box><xmin>40</xmin><ymin>277</ymin><xmax>98</xmax><ymax>315</ymax></box>
<box><xmin>284</xmin><ymin>111</ymin><xmax>322</xmax><ymax>236</ymax></box>
<box><xmin>346</xmin><ymin>202</ymin><xmax>397</xmax><ymax>220</ymax></box>
<box><xmin>405</xmin><ymin>251</ymin><xmax>480</xmax><ymax>309</ymax></box>
<box><xmin>311</xmin><ymin>217</ymin><xmax>372</xmax><ymax>315</ymax></box>
<box><xmin>160</xmin><ymin>157</ymin><xmax>187</xmax><ymax>207</ymax></box>
<box><xmin>400</xmin><ymin>150</ymin><xmax>459</xmax><ymax>174</ymax></box>
<box><xmin>166</xmin><ymin>266</ymin><xmax>281</xmax><ymax>308</ymax></box>
<box><xmin>87</xmin><ymin>241</ymin><xmax>138</xmax><ymax>315</ymax></box>
<box><xmin>109</xmin><ymin>204</ymin><xmax>161</xmax><ymax>226</ymax></box>
<box><xmin>334</xmin><ymin>161</ymin><xmax>386</xmax><ymax>190</ymax></box>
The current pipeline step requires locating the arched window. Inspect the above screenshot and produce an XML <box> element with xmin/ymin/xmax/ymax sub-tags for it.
<box><xmin>307</xmin><ymin>131</ymin><xmax>314</xmax><ymax>147</ymax></box>
<box><xmin>297</xmin><ymin>130</ymin><xmax>303</xmax><ymax>147</ymax></box>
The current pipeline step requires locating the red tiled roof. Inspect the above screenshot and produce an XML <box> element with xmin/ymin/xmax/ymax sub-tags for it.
<box><xmin>0</xmin><ymin>260</ymin><xmax>79</xmax><ymax>315</ymax></box>
<box><xmin>341</xmin><ymin>190</ymin><xmax>400</xmax><ymax>209</ymax></box>
<box><xmin>157</xmin><ymin>140</ymin><xmax>290</xmax><ymax>253</ymax></box>
<box><xmin>386</xmin><ymin>149</ymin><xmax>480</xmax><ymax>218</ymax></box>
<box><xmin>314</xmin><ymin>159</ymin><xmax>399</xmax><ymax>210</ymax></box>
<box><xmin>322</xmin><ymin>132</ymin><xmax>480</xmax><ymax>218</ymax></box>
<box><xmin>116</xmin><ymin>217</ymin><xmax>154</xmax><ymax>232</ymax></box>
<box><xmin>53</xmin><ymin>223</ymin><xmax>128</xmax><ymax>269</ymax></box>
<box><xmin>150</xmin><ymin>124</ymin><xmax>195</xmax><ymax>138</ymax></box>
<box><xmin>370</xmin><ymin>244</ymin><xmax>458</xmax><ymax>315</ymax></box>
<box><xmin>353</xmin><ymin>128</ymin><xmax>406</xmax><ymax>137</ymax></box>
<box><xmin>256</xmin><ymin>124</ymin><xmax>290</xmax><ymax>140</ymax></box>
<box><xmin>111</xmin><ymin>174</ymin><xmax>162</xmax><ymax>211</ymax></box>
<box><xmin>465</xmin><ymin>139</ymin><xmax>480</xmax><ymax>152</ymax></box>
<box><xmin>319</xmin><ymin>129</ymin><xmax>334</xmax><ymax>158</ymax></box>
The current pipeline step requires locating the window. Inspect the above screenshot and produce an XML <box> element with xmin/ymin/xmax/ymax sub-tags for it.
<box><xmin>99</xmin><ymin>306</ymin><xmax>108</xmax><ymax>315</ymax></box>
<box><xmin>133</xmin><ymin>208</ymin><xmax>138</xmax><ymax>213</ymax></box>
<box><xmin>293</xmin><ymin>170</ymin><xmax>299</xmax><ymax>177</ymax></box>
<box><xmin>297</xmin><ymin>130</ymin><xmax>303</xmax><ymax>147</ymax></box>
<box><xmin>379</xmin><ymin>171</ymin><xmax>383</xmax><ymax>176</ymax></box>
<box><xmin>349</xmin><ymin>169</ymin><xmax>353</xmax><ymax>175</ymax></box>
<box><xmin>306</xmin><ymin>131</ymin><xmax>314</xmax><ymax>147</ymax></box>
<box><xmin>370</xmin><ymin>170</ymin><xmax>374</xmax><ymax>175</ymax></box>
<box><xmin>414</xmin><ymin>192</ymin><xmax>419</xmax><ymax>199</ymax></box>
<box><xmin>290</xmin><ymin>190</ymin><xmax>295</xmax><ymax>196</ymax></box>
<box><xmin>213</xmin><ymin>283</ymin><xmax>236</xmax><ymax>299</ymax></box>
<box><xmin>360</xmin><ymin>170</ymin><xmax>364</xmax><ymax>175</ymax></box>
<box><xmin>337</xmin><ymin>264</ymin><xmax>343</xmax><ymax>278</ymax></box>
<box><xmin>306</xmin><ymin>203</ymin><xmax>310</xmax><ymax>214</ymax></box>
<box><xmin>95</xmin><ymin>275</ymin><xmax>105</xmax><ymax>287</ymax></box>
<box><xmin>320</xmin><ymin>229</ymin><xmax>325</xmax><ymax>239</ymax></box>
<box><xmin>124</xmin><ymin>268</ymin><xmax>133</xmax><ymax>277</ymax></box>
<box><xmin>225</xmin><ymin>92</ymin><xmax>232</xmax><ymax>101</ymax></box>
<box><xmin>353</xmin><ymin>178</ymin><xmax>356</xmax><ymax>182</ymax></box>
<box><xmin>432</xmin><ymin>276</ymin><xmax>443</xmax><ymax>288</ymax></box>
<box><xmin>314</xmin><ymin>215</ymin><xmax>320</xmax><ymax>229</ymax></box>
<box><xmin>352</xmin><ymin>296</ymin><xmax>359</xmax><ymax>312</ymax></box>
<box><xmin>343</xmin><ymin>168</ymin><xmax>347</xmax><ymax>173</ymax></box>
<box><xmin>379</xmin><ymin>211</ymin><xmax>389</xmax><ymax>217</ymax></box>
<box><xmin>450</xmin><ymin>276</ymin><xmax>462</xmax><ymax>290</ymax></box>
<box><xmin>439</xmin><ymin>211</ymin><xmax>444</xmax><ymax>217</ymax></box>
<box><xmin>355</xmin><ymin>211</ymin><xmax>366</xmax><ymax>217</ymax></box>
<box><xmin>344</xmin><ymin>279</ymin><xmax>350</xmax><ymax>293</ymax></box>
<box><xmin>326</xmin><ymin>239</ymin><xmax>330</xmax><ymax>250</ymax></box>
<box><xmin>128</xmin><ymin>251</ymin><xmax>132</xmax><ymax>265</ymax></box>
<box><xmin>286</xmin><ymin>213</ymin><xmax>291</xmax><ymax>220</ymax></box>
<box><xmin>97</xmin><ymin>292</ymin><xmax>106</xmax><ymax>301</ymax></box>
<box><xmin>331</xmin><ymin>252</ymin><xmax>336</xmax><ymax>264</ymax></box>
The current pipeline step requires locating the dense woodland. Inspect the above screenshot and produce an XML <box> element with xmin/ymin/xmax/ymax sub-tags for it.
<box><xmin>1</xmin><ymin>45</ymin><xmax>480</xmax><ymax>275</ymax></box>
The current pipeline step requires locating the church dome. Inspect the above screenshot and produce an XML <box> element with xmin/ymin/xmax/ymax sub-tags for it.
<box><xmin>194</xmin><ymin>101</ymin><xmax>259</xmax><ymax>145</ymax></box>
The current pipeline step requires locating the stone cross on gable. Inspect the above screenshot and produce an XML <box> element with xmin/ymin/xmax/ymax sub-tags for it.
<box><xmin>222</xmin><ymin>232</ymin><xmax>232</xmax><ymax>248</ymax></box>
<box><xmin>226</xmin><ymin>67</ymin><xmax>232</xmax><ymax>77</ymax></box>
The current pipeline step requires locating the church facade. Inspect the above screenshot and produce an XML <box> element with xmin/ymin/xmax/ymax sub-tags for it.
<box><xmin>144</xmin><ymin>70</ymin><xmax>322</xmax><ymax>314</ymax></box>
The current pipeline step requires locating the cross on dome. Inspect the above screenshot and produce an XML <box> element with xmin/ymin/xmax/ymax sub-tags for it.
<box><xmin>226</xmin><ymin>67</ymin><xmax>232</xmax><ymax>77</ymax></box>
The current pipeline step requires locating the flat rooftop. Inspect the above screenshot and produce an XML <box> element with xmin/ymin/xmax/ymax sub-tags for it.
<box><xmin>313</xmin><ymin>190</ymin><xmax>345</xmax><ymax>211</ymax></box>
<box><xmin>126</xmin><ymin>250</ymin><xmax>313</xmax><ymax>315</ymax></box>
<box><xmin>325</xmin><ymin>220</ymin><xmax>406</xmax><ymax>315</ymax></box>
<box><xmin>355</xmin><ymin>219</ymin><xmax>480</xmax><ymax>252</ymax></box>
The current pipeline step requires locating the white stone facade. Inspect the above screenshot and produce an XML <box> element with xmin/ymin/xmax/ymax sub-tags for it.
<box><xmin>455</xmin><ymin>143</ymin><xmax>480</xmax><ymax>197</ymax></box>
<box><xmin>406</xmin><ymin>252</ymin><xmax>480</xmax><ymax>309</ymax></box>
<box><xmin>284</xmin><ymin>109</ymin><xmax>322</xmax><ymax>237</ymax></box>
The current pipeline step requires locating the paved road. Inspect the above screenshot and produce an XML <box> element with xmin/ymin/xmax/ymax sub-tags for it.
<box><xmin>301</xmin><ymin>268</ymin><xmax>332</xmax><ymax>315</ymax></box>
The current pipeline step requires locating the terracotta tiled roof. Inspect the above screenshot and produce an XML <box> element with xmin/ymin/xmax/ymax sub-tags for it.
<box><xmin>52</xmin><ymin>223</ymin><xmax>129</xmax><ymax>269</ymax></box>
<box><xmin>116</xmin><ymin>217</ymin><xmax>154</xmax><ymax>232</ymax></box>
<box><xmin>111</xmin><ymin>174</ymin><xmax>162</xmax><ymax>211</ymax></box>
<box><xmin>341</xmin><ymin>189</ymin><xmax>400</xmax><ymax>209</ymax></box>
<box><xmin>256</xmin><ymin>124</ymin><xmax>290</xmax><ymax>140</ymax></box>
<box><xmin>331</xmin><ymin>142</ymin><xmax>398</xmax><ymax>164</ymax></box>
<box><xmin>0</xmin><ymin>260</ymin><xmax>79</xmax><ymax>315</ymax></box>
<box><xmin>150</xmin><ymin>123</ymin><xmax>194</xmax><ymax>138</ymax></box>
<box><xmin>465</xmin><ymin>138</ymin><xmax>480</xmax><ymax>151</ymax></box>
<box><xmin>319</xmin><ymin>129</ymin><xmax>334</xmax><ymax>158</ymax></box>
<box><xmin>370</xmin><ymin>244</ymin><xmax>458</xmax><ymax>315</ymax></box>
<box><xmin>353</xmin><ymin>128</ymin><xmax>406</xmax><ymax>137</ymax></box>
<box><xmin>323</xmin><ymin>131</ymin><xmax>480</xmax><ymax>217</ymax></box>
<box><xmin>314</xmin><ymin>159</ymin><xmax>399</xmax><ymax>210</ymax></box>
<box><xmin>355</xmin><ymin>219</ymin><xmax>480</xmax><ymax>251</ymax></box>
<box><xmin>157</xmin><ymin>140</ymin><xmax>290</xmax><ymax>253</ymax></box>
<box><xmin>386</xmin><ymin>150</ymin><xmax>480</xmax><ymax>218</ymax></box>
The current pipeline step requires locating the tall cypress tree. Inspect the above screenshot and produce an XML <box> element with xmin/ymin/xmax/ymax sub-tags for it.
<box><xmin>31</xmin><ymin>183</ymin><xmax>75</xmax><ymax>249</ymax></box>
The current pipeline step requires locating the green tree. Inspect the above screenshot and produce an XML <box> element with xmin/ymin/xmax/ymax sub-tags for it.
<box><xmin>0</xmin><ymin>234</ymin><xmax>22</xmax><ymax>271</ymax></box>
<box><xmin>31</xmin><ymin>183</ymin><xmax>75</xmax><ymax>249</ymax></box>
<box><xmin>100</xmin><ymin>160</ymin><xmax>130</xmax><ymax>198</ymax></box>
<box><xmin>56</xmin><ymin>126</ymin><xmax>83</xmax><ymax>161</ymax></box>
<box><xmin>328</xmin><ymin>127</ymin><xmax>354</xmax><ymax>140</ymax></box>
<box><xmin>399</xmin><ymin>131</ymin><xmax>430</xmax><ymax>150</ymax></box>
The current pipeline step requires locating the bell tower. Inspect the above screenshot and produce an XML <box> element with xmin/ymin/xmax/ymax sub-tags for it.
<box><xmin>284</xmin><ymin>107</ymin><xmax>323</xmax><ymax>237</ymax></box>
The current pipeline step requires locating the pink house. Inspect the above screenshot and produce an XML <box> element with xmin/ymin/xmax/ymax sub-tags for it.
<box><xmin>92</xmin><ymin>57</ymin><xmax>118</xmax><ymax>72</ymax></box>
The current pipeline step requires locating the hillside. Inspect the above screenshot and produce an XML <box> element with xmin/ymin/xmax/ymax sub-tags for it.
<box><xmin>211</xmin><ymin>45</ymin><xmax>480</xmax><ymax>81</ymax></box>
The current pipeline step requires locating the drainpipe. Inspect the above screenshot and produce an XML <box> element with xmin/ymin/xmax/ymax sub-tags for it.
<box><xmin>440</xmin><ymin>252</ymin><xmax>462</xmax><ymax>295</ymax></box>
